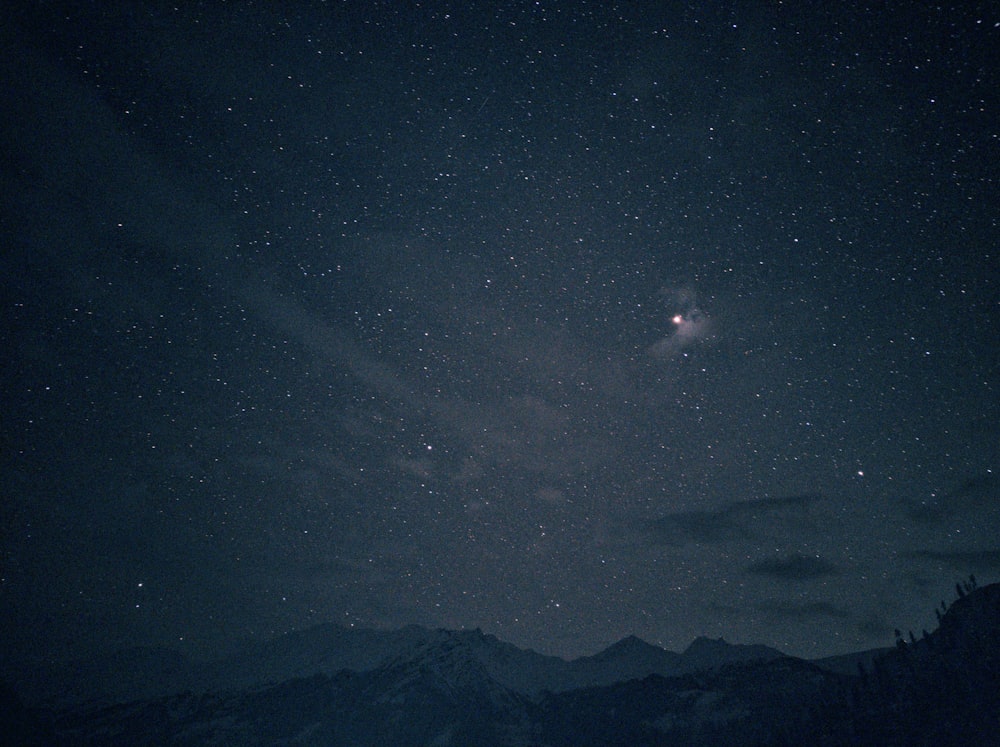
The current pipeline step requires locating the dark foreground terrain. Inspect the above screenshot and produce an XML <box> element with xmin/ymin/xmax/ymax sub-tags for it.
<box><xmin>3</xmin><ymin>581</ymin><xmax>998</xmax><ymax>745</ymax></box>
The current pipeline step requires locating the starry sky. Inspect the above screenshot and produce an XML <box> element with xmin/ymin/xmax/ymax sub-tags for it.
<box><xmin>2</xmin><ymin>2</ymin><xmax>998</xmax><ymax>665</ymax></box>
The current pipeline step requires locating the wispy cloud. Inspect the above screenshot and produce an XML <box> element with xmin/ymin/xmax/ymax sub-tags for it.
<box><xmin>648</xmin><ymin>309</ymin><xmax>713</xmax><ymax>359</ymax></box>
<box><xmin>647</xmin><ymin>285</ymin><xmax>715</xmax><ymax>359</ymax></box>
<box><xmin>242</xmin><ymin>282</ymin><xmax>622</xmax><ymax>480</ymax></box>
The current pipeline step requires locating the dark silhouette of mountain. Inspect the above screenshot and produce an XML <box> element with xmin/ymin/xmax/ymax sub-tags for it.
<box><xmin>679</xmin><ymin>635</ymin><xmax>785</xmax><ymax>671</ymax></box>
<box><xmin>5</xmin><ymin>580</ymin><xmax>998</xmax><ymax>745</ymax></box>
<box><xmin>38</xmin><ymin>635</ymin><xmax>541</xmax><ymax>747</ymax></box>
<box><xmin>799</xmin><ymin>578</ymin><xmax>1000</xmax><ymax>745</ymax></box>
<box><xmin>3</xmin><ymin>646</ymin><xmax>193</xmax><ymax>709</ymax></box>
<box><xmin>809</xmin><ymin>645</ymin><xmax>893</xmax><ymax>676</ymax></box>
<box><xmin>2</xmin><ymin>622</ymin><xmax>784</xmax><ymax>708</ymax></box>
<box><xmin>0</xmin><ymin>682</ymin><xmax>53</xmax><ymax>746</ymax></box>
<box><xmin>536</xmin><ymin>656</ymin><xmax>849</xmax><ymax>746</ymax></box>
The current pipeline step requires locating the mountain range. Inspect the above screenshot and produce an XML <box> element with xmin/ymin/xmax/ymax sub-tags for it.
<box><xmin>3</xmin><ymin>579</ymin><xmax>998</xmax><ymax>745</ymax></box>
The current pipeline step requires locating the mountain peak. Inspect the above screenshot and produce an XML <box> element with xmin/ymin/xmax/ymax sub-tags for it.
<box><xmin>599</xmin><ymin>634</ymin><xmax>660</xmax><ymax>657</ymax></box>
<box><xmin>682</xmin><ymin>635</ymin><xmax>785</xmax><ymax>670</ymax></box>
<box><xmin>683</xmin><ymin>635</ymin><xmax>730</xmax><ymax>655</ymax></box>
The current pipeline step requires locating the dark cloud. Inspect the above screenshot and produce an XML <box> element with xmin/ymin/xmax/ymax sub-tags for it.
<box><xmin>903</xmin><ymin>472</ymin><xmax>1000</xmax><ymax>526</ymax></box>
<box><xmin>644</xmin><ymin>493</ymin><xmax>820</xmax><ymax>546</ymax></box>
<box><xmin>747</xmin><ymin>553</ymin><xmax>839</xmax><ymax>580</ymax></box>
<box><xmin>908</xmin><ymin>549</ymin><xmax>1000</xmax><ymax>571</ymax></box>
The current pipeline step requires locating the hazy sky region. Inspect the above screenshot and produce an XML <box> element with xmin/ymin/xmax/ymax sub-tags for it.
<box><xmin>2</xmin><ymin>2</ymin><xmax>998</xmax><ymax>664</ymax></box>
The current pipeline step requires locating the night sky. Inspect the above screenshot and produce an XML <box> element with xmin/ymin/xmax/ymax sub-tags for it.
<box><xmin>2</xmin><ymin>2</ymin><xmax>998</xmax><ymax>666</ymax></box>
